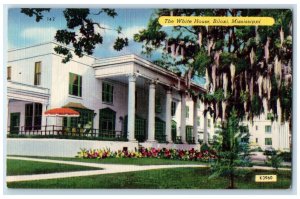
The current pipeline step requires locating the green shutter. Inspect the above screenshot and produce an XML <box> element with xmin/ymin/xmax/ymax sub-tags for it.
<box><xmin>69</xmin><ymin>73</ymin><xmax>73</xmax><ymax>95</ymax></box>
<box><xmin>78</xmin><ymin>75</ymin><xmax>82</xmax><ymax>97</ymax></box>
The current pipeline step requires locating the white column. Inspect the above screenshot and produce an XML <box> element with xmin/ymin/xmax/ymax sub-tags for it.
<box><xmin>180</xmin><ymin>92</ymin><xmax>187</xmax><ymax>143</ymax></box>
<box><xmin>147</xmin><ymin>81</ymin><xmax>156</xmax><ymax>142</ymax></box>
<box><xmin>165</xmin><ymin>89</ymin><xmax>172</xmax><ymax>143</ymax></box>
<box><xmin>127</xmin><ymin>74</ymin><xmax>136</xmax><ymax>142</ymax></box>
<box><xmin>193</xmin><ymin>98</ymin><xmax>199</xmax><ymax>144</ymax></box>
<box><xmin>203</xmin><ymin>104</ymin><xmax>208</xmax><ymax>144</ymax></box>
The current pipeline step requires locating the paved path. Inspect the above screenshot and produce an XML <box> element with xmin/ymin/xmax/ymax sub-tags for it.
<box><xmin>6</xmin><ymin>156</ymin><xmax>208</xmax><ymax>183</ymax></box>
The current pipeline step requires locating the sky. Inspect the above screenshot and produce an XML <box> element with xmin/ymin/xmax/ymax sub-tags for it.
<box><xmin>7</xmin><ymin>8</ymin><xmax>205</xmax><ymax>86</ymax></box>
<box><xmin>8</xmin><ymin>8</ymin><xmax>156</xmax><ymax>58</ymax></box>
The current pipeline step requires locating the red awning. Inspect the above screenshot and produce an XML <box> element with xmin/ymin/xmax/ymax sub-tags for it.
<box><xmin>44</xmin><ymin>108</ymin><xmax>80</xmax><ymax>117</ymax></box>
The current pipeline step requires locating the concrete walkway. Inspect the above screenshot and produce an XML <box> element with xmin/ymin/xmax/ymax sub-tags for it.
<box><xmin>6</xmin><ymin>156</ymin><xmax>208</xmax><ymax>183</ymax></box>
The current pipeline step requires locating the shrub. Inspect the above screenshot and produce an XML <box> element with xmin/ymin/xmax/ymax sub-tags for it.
<box><xmin>278</xmin><ymin>151</ymin><xmax>292</xmax><ymax>162</ymax></box>
<box><xmin>268</xmin><ymin>155</ymin><xmax>283</xmax><ymax>171</ymax></box>
<box><xmin>200</xmin><ymin>143</ymin><xmax>210</xmax><ymax>152</ymax></box>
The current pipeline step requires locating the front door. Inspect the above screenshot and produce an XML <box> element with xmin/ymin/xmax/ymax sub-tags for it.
<box><xmin>10</xmin><ymin>112</ymin><xmax>20</xmax><ymax>134</ymax></box>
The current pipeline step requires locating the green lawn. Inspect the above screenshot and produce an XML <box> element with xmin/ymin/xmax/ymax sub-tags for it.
<box><xmin>7</xmin><ymin>159</ymin><xmax>101</xmax><ymax>176</ymax></box>
<box><xmin>7</xmin><ymin>167</ymin><xmax>291</xmax><ymax>189</ymax></box>
<box><xmin>8</xmin><ymin>155</ymin><xmax>209</xmax><ymax>165</ymax></box>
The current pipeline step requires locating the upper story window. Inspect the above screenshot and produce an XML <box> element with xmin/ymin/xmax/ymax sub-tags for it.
<box><xmin>171</xmin><ymin>101</ymin><xmax>176</xmax><ymax>116</ymax></box>
<box><xmin>34</xmin><ymin>62</ymin><xmax>42</xmax><ymax>85</ymax></box>
<box><xmin>7</xmin><ymin>66</ymin><xmax>11</xmax><ymax>80</ymax></box>
<box><xmin>255</xmin><ymin>126</ymin><xmax>258</xmax><ymax>131</ymax></box>
<box><xmin>265</xmin><ymin>138</ymin><xmax>272</xmax><ymax>145</ymax></box>
<box><xmin>197</xmin><ymin>116</ymin><xmax>200</xmax><ymax>126</ymax></box>
<box><xmin>69</xmin><ymin>73</ymin><xmax>82</xmax><ymax>97</ymax></box>
<box><xmin>265</xmin><ymin>125</ymin><xmax>272</xmax><ymax>134</ymax></box>
<box><xmin>155</xmin><ymin>96</ymin><xmax>162</xmax><ymax>113</ymax></box>
<box><xmin>102</xmin><ymin>82</ymin><xmax>114</xmax><ymax>103</ymax></box>
<box><xmin>185</xmin><ymin>106</ymin><xmax>189</xmax><ymax>118</ymax></box>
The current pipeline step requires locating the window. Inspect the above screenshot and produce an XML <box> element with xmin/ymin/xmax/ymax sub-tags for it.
<box><xmin>255</xmin><ymin>126</ymin><xmax>258</xmax><ymax>131</ymax></box>
<box><xmin>155</xmin><ymin>96</ymin><xmax>162</xmax><ymax>113</ymax></box>
<box><xmin>25</xmin><ymin>103</ymin><xmax>42</xmax><ymax>130</ymax></box>
<box><xmin>64</xmin><ymin>108</ymin><xmax>94</xmax><ymax>129</ymax></box>
<box><xmin>197</xmin><ymin>116</ymin><xmax>200</xmax><ymax>126</ymax></box>
<box><xmin>256</xmin><ymin>138</ymin><xmax>258</xmax><ymax>143</ymax></box>
<box><xmin>265</xmin><ymin>138</ymin><xmax>272</xmax><ymax>145</ymax></box>
<box><xmin>99</xmin><ymin>108</ymin><xmax>116</xmax><ymax>133</ymax></box>
<box><xmin>69</xmin><ymin>73</ymin><xmax>82</xmax><ymax>97</ymax></box>
<box><xmin>197</xmin><ymin>101</ymin><xmax>201</xmax><ymax>109</ymax></box>
<box><xmin>185</xmin><ymin>106</ymin><xmax>189</xmax><ymax>118</ymax></box>
<box><xmin>102</xmin><ymin>82</ymin><xmax>114</xmax><ymax>103</ymax></box>
<box><xmin>186</xmin><ymin>125</ymin><xmax>193</xmax><ymax>143</ymax></box>
<box><xmin>265</xmin><ymin>125</ymin><xmax>272</xmax><ymax>133</ymax></box>
<box><xmin>171</xmin><ymin>101</ymin><xmax>176</xmax><ymax>116</ymax></box>
<box><xmin>7</xmin><ymin>66</ymin><xmax>11</xmax><ymax>80</ymax></box>
<box><xmin>34</xmin><ymin>62</ymin><xmax>41</xmax><ymax>85</ymax></box>
<box><xmin>208</xmin><ymin>119</ymin><xmax>211</xmax><ymax>128</ymax></box>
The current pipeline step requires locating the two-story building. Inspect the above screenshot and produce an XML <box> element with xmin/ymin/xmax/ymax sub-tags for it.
<box><xmin>6</xmin><ymin>42</ymin><xmax>290</xmax><ymax>154</ymax></box>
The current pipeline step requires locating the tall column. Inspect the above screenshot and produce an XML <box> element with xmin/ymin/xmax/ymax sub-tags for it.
<box><xmin>127</xmin><ymin>74</ymin><xmax>136</xmax><ymax>142</ymax></box>
<box><xmin>147</xmin><ymin>81</ymin><xmax>156</xmax><ymax>142</ymax></box>
<box><xmin>193</xmin><ymin>98</ymin><xmax>199</xmax><ymax>144</ymax></box>
<box><xmin>203</xmin><ymin>104</ymin><xmax>208</xmax><ymax>144</ymax></box>
<box><xmin>165</xmin><ymin>89</ymin><xmax>172</xmax><ymax>143</ymax></box>
<box><xmin>180</xmin><ymin>92</ymin><xmax>187</xmax><ymax>143</ymax></box>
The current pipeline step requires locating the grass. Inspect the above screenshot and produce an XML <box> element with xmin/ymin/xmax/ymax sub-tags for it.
<box><xmin>8</xmin><ymin>155</ymin><xmax>209</xmax><ymax>165</ymax></box>
<box><xmin>6</xmin><ymin>159</ymin><xmax>101</xmax><ymax>176</ymax></box>
<box><xmin>7</xmin><ymin>167</ymin><xmax>291</xmax><ymax>189</ymax></box>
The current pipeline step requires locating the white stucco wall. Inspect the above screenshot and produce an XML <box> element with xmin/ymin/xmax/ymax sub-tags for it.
<box><xmin>7</xmin><ymin>138</ymin><xmax>139</xmax><ymax>157</ymax></box>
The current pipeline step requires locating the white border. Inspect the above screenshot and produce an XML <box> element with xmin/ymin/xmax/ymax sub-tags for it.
<box><xmin>1</xmin><ymin>1</ymin><xmax>299</xmax><ymax>199</ymax></box>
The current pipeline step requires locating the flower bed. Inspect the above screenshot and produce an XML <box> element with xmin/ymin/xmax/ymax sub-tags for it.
<box><xmin>77</xmin><ymin>147</ymin><xmax>217</xmax><ymax>161</ymax></box>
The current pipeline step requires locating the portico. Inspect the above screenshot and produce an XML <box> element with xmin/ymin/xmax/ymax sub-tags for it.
<box><xmin>93</xmin><ymin>54</ymin><xmax>206</xmax><ymax>145</ymax></box>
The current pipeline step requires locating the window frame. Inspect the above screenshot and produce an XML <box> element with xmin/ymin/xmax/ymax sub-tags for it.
<box><xmin>265</xmin><ymin>138</ymin><xmax>272</xmax><ymax>145</ymax></box>
<box><xmin>69</xmin><ymin>73</ymin><xmax>82</xmax><ymax>97</ymax></box>
<box><xmin>7</xmin><ymin>66</ymin><xmax>11</xmax><ymax>80</ymax></box>
<box><xmin>25</xmin><ymin>103</ymin><xmax>42</xmax><ymax>130</ymax></box>
<box><xmin>102</xmin><ymin>82</ymin><xmax>114</xmax><ymax>104</ymax></box>
<box><xmin>185</xmin><ymin>106</ymin><xmax>189</xmax><ymax>118</ymax></box>
<box><xmin>265</xmin><ymin>125</ymin><xmax>272</xmax><ymax>134</ymax></box>
<box><xmin>34</xmin><ymin>62</ymin><xmax>42</xmax><ymax>86</ymax></box>
<box><xmin>171</xmin><ymin>101</ymin><xmax>176</xmax><ymax>116</ymax></box>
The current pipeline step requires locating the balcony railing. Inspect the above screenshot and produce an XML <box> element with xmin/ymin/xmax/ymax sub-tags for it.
<box><xmin>7</xmin><ymin>125</ymin><xmax>127</xmax><ymax>141</ymax></box>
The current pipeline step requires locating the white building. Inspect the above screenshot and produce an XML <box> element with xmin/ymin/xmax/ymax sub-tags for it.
<box><xmin>6</xmin><ymin>42</ymin><xmax>290</xmax><ymax>154</ymax></box>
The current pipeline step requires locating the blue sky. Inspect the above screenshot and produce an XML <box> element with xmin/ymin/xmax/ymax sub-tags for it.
<box><xmin>7</xmin><ymin>8</ymin><xmax>205</xmax><ymax>85</ymax></box>
<box><xmin>8</xmin><ymin>8</ymin><xmax>157</xmax><ymax>58</ymax></box>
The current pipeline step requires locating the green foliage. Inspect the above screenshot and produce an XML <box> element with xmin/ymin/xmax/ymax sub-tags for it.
<box><xmin>194</xmin><ymin>50</ymin><xmax>211</xmax><ymax>76</ymax></box>
<box><xmin>113</xmin><ymin>37</ymin><xmax>129</xmax><ymax>51</ymax></box>
<box><xmin>268</xmin><ymin>155</ymin><xmax>283</xmax><ymax>171</ymax></box>
<box><xmin>278</xmin><ymin>151</ymin><xmax>292</xmax><ymax>162</ymax></box>
<box><xmin>21</xmin><ymin>8</ymin><xmax>128</xmax><ymax>63</ymax></box>
<box><xmin>20</xmin><ymin>8</ymin><xmax>50</xmax><ymax>22</ymax></box>
<box><xmin>200</xmin><ymin>143</ymin><xmax>210</xmax><ymax>152</ymax></box>
<box><xmin>210</xmin><ymin>109</ymin><xmax>252</xmax><ymax>188</ymax></box>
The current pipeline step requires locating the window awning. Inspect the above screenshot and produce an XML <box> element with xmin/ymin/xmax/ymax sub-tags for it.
<box><xmin>62</xmin><ymin>102</ymin><xmax>91</xmax><ymax>110</ymax></box>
